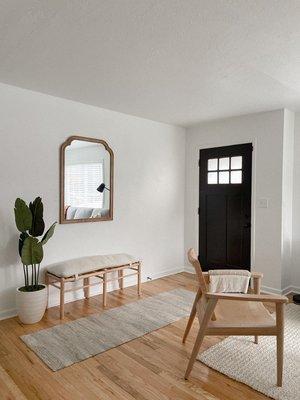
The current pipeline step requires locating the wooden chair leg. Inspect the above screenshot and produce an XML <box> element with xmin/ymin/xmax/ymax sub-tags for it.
<box><xmin>83</xmin><ymin>277</ymin><xmax>90</xmax><ymax>299</ymax></box>
<box><xmin>182</xmin><ymin>288</ymin><xmax>202</xmax><ymax>343</ymax></box>
<box><xmin>103</xmin><ymin>272</ymin><xmax>107</xmax><ymax>307</ymax></box>
<box><xmin>118</xmin><ymin>270</ymin><xmax>124</xmax><ymax>290</ymax></box>
<box><xmin>276</xmin><ymin>303</ymin><xmax>284</xmax><ymax>387</ymax></box>
<box><xmin>137</xmin><ymin>262</ymin><xmax>142</xmax><ymax>296</ymax></box>
<box><xmin>60</xmin><ymin>278</ymin><xmax>65</xmax><ymax>319</ymax></box>
<box><xmin>185</xmin><ymin>298</ymin><xmax>217</xmax><ymax>380</ymax></box>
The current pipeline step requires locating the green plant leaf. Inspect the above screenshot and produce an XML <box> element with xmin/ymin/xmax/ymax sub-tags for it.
<box><xmin>21</xmin><ymin>237</ymin><xmax>43</xmax><ymax>265</ymax></box>
<box><xmin>18</xmin><ymin>232</ymin><xmax>29</xmax><ymax>257</ymax></box>
<box><xmin>41</xmin><ymin>222</ymin><xmax>57</xmax><ymax>245</ymax></box>
<box><xmin>29</xmin><ymin>197</ymin><xmax>45</xmax><ymax>237</ymax></box>
<box><xmin>14</xmin><ymin>198</ymin><xmax>32</xmax><ymax>233</ymax></box>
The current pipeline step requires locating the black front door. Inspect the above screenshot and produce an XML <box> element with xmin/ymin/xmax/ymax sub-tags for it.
<box><xmin>199</xmin><ymin>143</ymin><xmax>252</xmax><ymax>271</ymax></box>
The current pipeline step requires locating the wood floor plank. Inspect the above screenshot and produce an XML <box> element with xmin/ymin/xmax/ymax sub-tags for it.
<box><xmin>0</xmin><ymin>272</ymin><xmax>277</xmax><ymax>400</ymax></box>
<box><xmin>0</xmin><ymin>363</ymin><xmax>27</xmax><ymax>400</ymax></box>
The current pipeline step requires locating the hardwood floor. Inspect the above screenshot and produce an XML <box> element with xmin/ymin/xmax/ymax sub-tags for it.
<box><xmin>0</xmin><ymin>272</ymin><xmax>274</xmax><ymax>400</ymax></box>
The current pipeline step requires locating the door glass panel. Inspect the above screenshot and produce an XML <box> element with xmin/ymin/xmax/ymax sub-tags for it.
<box><xmin>208</xmin><ymin>172</ymin><xmax>218</xmax><ymax>184</ymax></box>
<box><xmin>231</xmin><ymin>156</ymin><xmax>242</xmax><ymax>169</ymax></box>
<box><xmin>208</xmin><ymin>158</ymin><xmax>218</xmax><ymax>171</ymax></box>
<box><xmin>219</xmin><ymin>171</ymin><xmax>229</xmax><ymax>184</ymax></box>
<box><xmin>231</xmin><ymin>170</ymin><xmax>242</xmax><ymax>184</ymax></box>
<box><xmin>207</xmin><ymin>155</ymin><xmax>244</xmax><ymax>184</ymax></box>
<box><xmin>219</xmin><ymin>157</ymin><xmax>229</xmax><ymax>170</ymax></box>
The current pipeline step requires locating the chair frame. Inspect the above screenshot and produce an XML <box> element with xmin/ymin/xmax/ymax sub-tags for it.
<box><xmin>183</xmin><ymin>248</ymin><xmax>288</xmax><ymax>386</ymax></box>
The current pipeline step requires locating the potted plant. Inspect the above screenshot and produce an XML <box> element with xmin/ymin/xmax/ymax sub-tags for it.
<box><xmin>14</xmin><ymin>197</ymin><xmax>56</xmax><ymax>324</ymax></box>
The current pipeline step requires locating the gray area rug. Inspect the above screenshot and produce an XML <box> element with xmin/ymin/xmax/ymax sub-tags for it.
<box><xmin>21</xmin><ymin>288</ymin><xmax>194</xmax><ymax>371</ymax></box>
<box><xmin>198</xmin><ymin>303</ymin><xmax>300</xmax><ymax>400</ymax></box>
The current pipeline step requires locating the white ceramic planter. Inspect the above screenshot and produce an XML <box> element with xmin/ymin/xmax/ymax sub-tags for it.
<box><xmin>16</xmin><ymin>285</ymin><xmax>47</xmax><ymax>324</ymax></box>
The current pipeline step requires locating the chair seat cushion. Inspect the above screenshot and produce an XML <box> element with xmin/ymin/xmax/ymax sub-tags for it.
<box><xmin>208</xmin><ymin>300</ymin><xmax>275</xmax><ymax>328</ymax></box>
<box><xmin>46</xmin><ymin>254</ymin><xmax>139</xmax><ymax>278</ymax></box>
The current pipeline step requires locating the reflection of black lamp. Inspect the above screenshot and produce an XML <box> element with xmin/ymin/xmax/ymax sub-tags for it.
<box><xmin>97</xmin><ymin>183</ymin><xmax>110</xmax><ymax>193</ymax></box>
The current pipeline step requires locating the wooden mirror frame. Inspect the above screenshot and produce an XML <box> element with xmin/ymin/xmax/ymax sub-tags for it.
<box><xmin>60</xmin><ymin>135</ymin><xmax>114</xmax><ymax>224</ymax></box>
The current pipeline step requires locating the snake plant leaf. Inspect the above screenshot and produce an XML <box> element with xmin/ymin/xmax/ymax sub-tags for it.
<box><xmin>41</xmin><ymin>222</ymin><xmax>57</xmax><ymax>245</ymax></box>
<box><xmin>29</xmin><ymin>197</ymin><xmax>45</xmax><ymax>237</ymax></box>
<box><xmin>21</xmin><ymin>237</ymin><xmax>43</xmax><ymax>265</ymax></box>
<box><xmin>18</xmin><ymin>232</ymin><xmax>29</xmax><ymax>257</ymax></box>
<box><xmin>14</xmin><ymin>198</ymin><xmax>32</xmax><ymax>233</ymax></box>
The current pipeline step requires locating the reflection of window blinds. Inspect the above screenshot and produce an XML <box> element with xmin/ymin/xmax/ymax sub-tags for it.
<box><xmin>65</xmin><ymin>163</ymin><xmax>104</xmax><ymax>208</ymax></box>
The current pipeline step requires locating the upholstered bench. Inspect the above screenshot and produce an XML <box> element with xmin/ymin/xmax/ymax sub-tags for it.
<box><xmin>45</xmin><ymin>254</ymin><xmax>141</xmax><ymax>319</ymax></box>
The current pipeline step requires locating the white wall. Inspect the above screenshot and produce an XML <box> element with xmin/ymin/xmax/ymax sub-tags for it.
<box><xmin>0</xmin><ymin>82</ymin><xmax>185</xmax><ymax>319</ymax></box>
<box><xmin>185</xmin><ymin>110</ymin><xmax>286</xmax><ymax>292</ymax></box>
<box><xmin>291</xmin><ymin>113</ymin><xmax>300</xmax><ymax>293</ymax></box>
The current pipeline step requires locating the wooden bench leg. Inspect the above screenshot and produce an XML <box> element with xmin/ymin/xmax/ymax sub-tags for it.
<box><xmin>137</xmin><ymin>262</ymin><xmax>142</xmax><ymax>296</ymax></box>
<box><xmin>60</xmin><ymin>278</ymin><xmax>65</xmax><ymax>319</ymax></box>
<box><xmin>118</xmin><ymin>270</ymin><xmax>124</xmax><ymax>290</ymax></box>
<box><xmin>103</xmin><ymin>272</ymin><xmax>107</xmax><ymax>307</ymax></box>
<box><xmin>83</xmin><ymin>277</ymin><xmax>90</xmax><ymax>299</ymax></box>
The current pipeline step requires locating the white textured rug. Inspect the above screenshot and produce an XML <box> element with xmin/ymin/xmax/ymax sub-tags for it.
<box><xmin>198</xmin><ymin>304</ymin><xmax>300</xmax><ymax>400</ymax></box>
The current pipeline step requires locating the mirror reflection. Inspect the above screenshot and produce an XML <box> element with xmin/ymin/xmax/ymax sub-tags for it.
<box><xmin>61</xmin><ymin>137</ymin><xmax>113</xmax><ymax>222</ymax></box>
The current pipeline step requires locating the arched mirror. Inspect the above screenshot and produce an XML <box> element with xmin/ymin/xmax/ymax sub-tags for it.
<box><xmin>60</xmin><ymin>136</ymin><xmax>113</xmax><ymax>223</ymax></box>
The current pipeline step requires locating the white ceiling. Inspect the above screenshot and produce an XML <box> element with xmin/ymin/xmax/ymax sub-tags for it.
<box><xmin>1</xmin><ymin>1</ymin><xmax>300</xmax><ymax>127</ymax></box>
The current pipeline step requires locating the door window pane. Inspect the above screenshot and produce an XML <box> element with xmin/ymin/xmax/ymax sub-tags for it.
<box><xmin>231</xmin><ymin>170</ymin><xmax>242</xmax><ymax>184</ymax></box>
<box><xmin>219</xmin><ymin>157</ymin><xmax>229</xmax><ymax>170</ymax></box>
<box><xmin>206</xmin><ymin>155</ymin><xmax>243</xmax><ymax>184</ymax></box>
<box><xmin>219</xmin><ymin>171</ymin><xmax>229</xmax><ymax>184</ymax></box>
<box><xmin>208</xmin><ymin>172</ymin><xmax>218</xmax><ymax>184</ymax></box>
<box><xmin>231</xmin><ymin>156</ymin><xmax>242</xmax><ymax>169</ymax></box>
<box><xmin>208</xmin><ymin>158</ymin><xmax>218</xmax><ymax>171</ymax></box>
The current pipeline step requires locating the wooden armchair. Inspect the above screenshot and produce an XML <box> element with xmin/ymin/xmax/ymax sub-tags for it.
<box><xmin>183</xmin><ymin>248</ymin><xmax>288</xmax><ymax>386</ymax></box>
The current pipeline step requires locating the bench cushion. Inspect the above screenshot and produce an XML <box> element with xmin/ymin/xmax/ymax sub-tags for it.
<box><xmin>46</xmin><ymin>254</ymin><xmax>139</xmax><ymax>278</ymax></box>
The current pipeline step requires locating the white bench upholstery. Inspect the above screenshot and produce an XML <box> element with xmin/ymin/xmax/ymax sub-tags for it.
<box><xmin>46</xmin><ymin>253</ymin><xmax>138</xmax><ymax>278</ymax></box>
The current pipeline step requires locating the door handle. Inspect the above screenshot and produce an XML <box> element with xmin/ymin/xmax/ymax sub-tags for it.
<box><xmin>243</xmin><ymin>223</ymin><xmax>251</xmax><ymax>228</ymax></box>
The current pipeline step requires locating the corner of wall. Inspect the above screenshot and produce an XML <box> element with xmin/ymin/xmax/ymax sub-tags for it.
<box><xmin>281</xmin><ymin>109</ymin><xmax>295</xmax><ymax>290</ymax></box>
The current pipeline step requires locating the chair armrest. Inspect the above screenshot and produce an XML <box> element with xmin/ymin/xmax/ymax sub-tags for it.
<box><xmin>251</xmin><ymin>271</ymin><xmax>263</xmax><ymax>279</ymax></box>
<box><xmin>251</xmin><ymin>271</ymin><xmax>263</xmax><ymax>294</ymax></box>
<box><xmin>206</xmin><ymin>292</ymin><xmax>288</xmax><ymax>303</ymax></box>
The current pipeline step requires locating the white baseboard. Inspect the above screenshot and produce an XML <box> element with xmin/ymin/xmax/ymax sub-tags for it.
<box><xmin>150</xmin><ymin>266</ymin><xmax>185</xmax><ymax>280</ymax></box>
<box><xmin>0</xmin><ymin>308</ymin><xmax>18</xmax><ymax>320</ymax></box>
<box><xmin>0</xmin><ymin>266</ymin><xmax>185</xmax><ymax>321</ymax></box>
<box><xmin>282</xmin><ymin>286</ymin><xmax>300</xmax><ymax>295</ymax></box>
<box><xmin>184</xmin><ymin>265</ymin><xmax>195</xmax><ymax>274</ymax></box>
<box><xmin>260</xmin><ymin>285</ymin><xmax>282</xmax><ymax>295</ymax></box>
